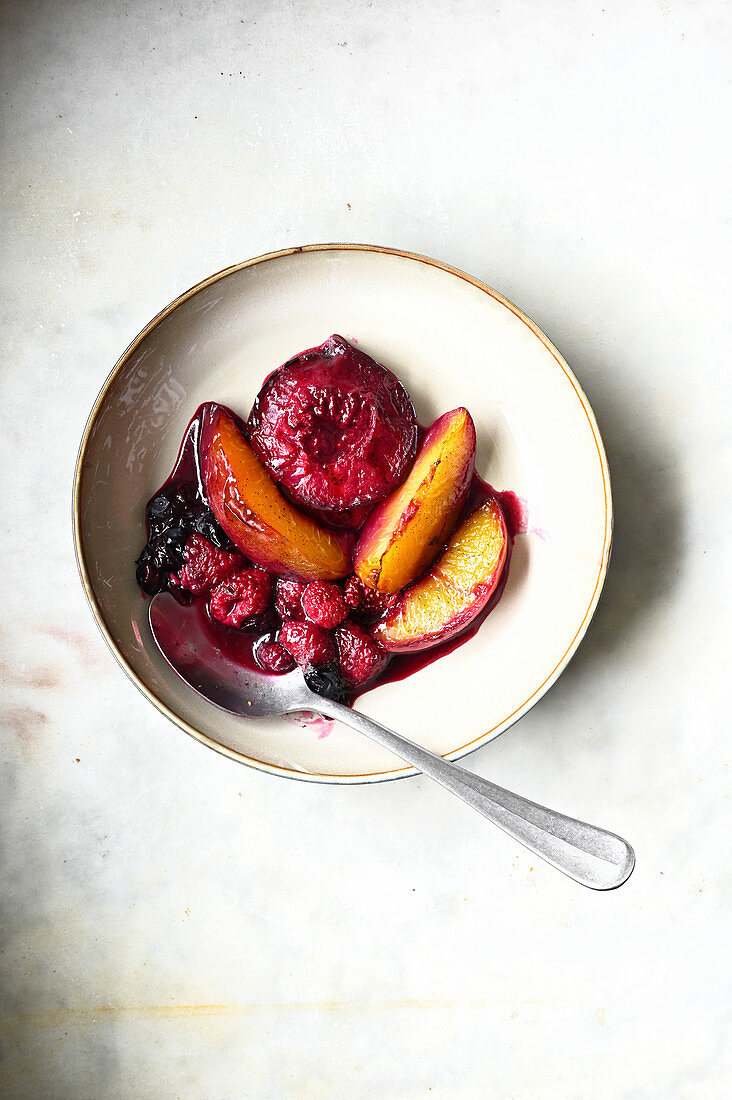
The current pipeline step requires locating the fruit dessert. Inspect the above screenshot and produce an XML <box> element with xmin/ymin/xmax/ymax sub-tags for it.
<box><xmin>136</xmin><ymin>335</ymin><xmax>520</xmax><ymax>704</ymax></box>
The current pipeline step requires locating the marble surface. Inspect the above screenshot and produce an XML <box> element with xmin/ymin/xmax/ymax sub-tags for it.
<box><xmin>2</xmin><ymin>1</ymin><xmax>730</xmax><ymax>1097</ymax></box>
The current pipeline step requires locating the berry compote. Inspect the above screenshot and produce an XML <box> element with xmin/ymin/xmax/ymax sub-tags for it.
<box><xmin>136</xmin><ymin>337</ymin><xmax>523</xmax><ymax>705</ymax></box>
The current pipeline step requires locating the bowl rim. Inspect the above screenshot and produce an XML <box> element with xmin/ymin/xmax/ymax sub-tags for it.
<box><xmin>72</xmin><ymin>242</ymin><xmax>613</xmax><ymax>783</ymax></box>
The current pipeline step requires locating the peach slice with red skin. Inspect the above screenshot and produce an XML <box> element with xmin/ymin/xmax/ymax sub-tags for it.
<box><xmin>372</xmin><ymin>496</ymin><xmax>508</xmax><ymax>652</ymax></box>
<box><xmin>200</xmin><ymin>404</ymin><xmax>351</xmax><ymax>582</ymax></box>
<box><xmin>354</xmin><ymin>408</ymin><xmax>476</xmax><ymax>595</ymax></box>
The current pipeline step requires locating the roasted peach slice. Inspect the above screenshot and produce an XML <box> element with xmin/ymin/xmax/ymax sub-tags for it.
<box><xmin>372</xmin><ymin>497</ymin><xmax>507</xmax><ymax>652</ymax></box>
<box><xmin>200</xmin><ymin>404</ymin><xmax>351</xmax><ymax>581</ymax></box>
<box><xmin>354</xmin><ymin>408</ymin><xmax>476</xmax><ymax>594</ymax></box>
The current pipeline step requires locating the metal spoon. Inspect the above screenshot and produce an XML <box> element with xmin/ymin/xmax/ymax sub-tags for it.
<box><xmin>149</xmin><ymin>593</ymin><xmax>635</xmax><ymax>890</ymax></box>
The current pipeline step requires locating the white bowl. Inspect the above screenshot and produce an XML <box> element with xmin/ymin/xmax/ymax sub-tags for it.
<box><xmin>73</xmin><ymin>244</ymin><xmax>611</xmax><ymax>782</ymax></box>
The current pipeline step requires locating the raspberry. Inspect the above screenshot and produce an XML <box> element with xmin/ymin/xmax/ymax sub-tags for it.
<box><xmin>344</xmin><ymin>575</ymin><xmax>363</xmax><ymax>608</ymax></box>
<box><xmin>279</xmin><ymin>620</ymin><xmax>337</xmax><ymax>670</ymax></box>
<box><xmin>175</xmin><ymin>533</ymin><xmax>243</xmax><ymax>596</ymax></box>
<box><xmin>274</xmin><ymin>578</ymin><xmax>308</xmax><ymax>621</ymax></box>
<box><xmin>343</xmin><ymin>575</ymin><xmax>398</xmax><ymax>622</ymax></box>
<box><xmin>209</xmin><ymin>569</ymin><xmax>273</xmax><ymax>628</ymax></box>
<box><xmin>336</xmin><ymin>620</ymin><xmax>389</xmax><ymax>687</ymax></box>
<box><xmin>137</xmin><ymin>478</ymin><xmax>236</xmax><ymax>596</ymax></box>
<box><xmin>254</xmin><ymin>638</ymin><xmax>296</xmax><ymax>674</ymax></box>
<box><xmin>302</xmin><ymin>581</ymin><xmax>348</xmax><ymax>628</ymax></box>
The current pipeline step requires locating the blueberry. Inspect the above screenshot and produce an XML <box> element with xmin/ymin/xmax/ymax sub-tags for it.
<box><xmin>135</xmin><ymin>550</ymin><xmax>164</xmax><ymax>594</ymax></box>
<box><xmin>174</xmin><ymin>484</ymin><xmax>194</xmax><ymax>508</ymax></box>
<box><xmin>147</xmin><ymin>491</ymin><xmax>174</xmax><ymax>521</ymax></box>
<box><xmin>163</xmin><ymin>524</ymin><xmax>187</xmax><ymax>550</ymax></box>
<box><xmin>191</xmin><ymin>509</ymin><xmax>220</xmax><ymax>542</ymax></box>
<box><xmin>138</xmin><ymin>476</ymin><xmax>235</xmax><ymax>595</ymax></box>
<box><xmin>304</xmin><ymin>663</ymin><xmax>347</xmax><ymax>704</ymax></box>
<box><xmin>147</xmin><ymin>532</ymin><xmax>183</xmax><ymax>572</ymax></box>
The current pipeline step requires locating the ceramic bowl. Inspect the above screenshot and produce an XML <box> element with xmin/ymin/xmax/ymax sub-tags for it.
<box><xmin>73</xmin><ymin>244</ymin><xmax>611</xmax><ymax>782</ymax></box>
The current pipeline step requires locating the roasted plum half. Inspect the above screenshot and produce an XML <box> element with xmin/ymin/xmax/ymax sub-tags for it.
<box><xmin>247</xmin><ymin>335</ymin><xmax>417</xmax><ymax>529</ymax></box>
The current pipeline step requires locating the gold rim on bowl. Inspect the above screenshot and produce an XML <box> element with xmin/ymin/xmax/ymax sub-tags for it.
<box><xmin>72</xmin><ymin>243</ymin><xmax>612</xmax><ymax>783</ymax></box>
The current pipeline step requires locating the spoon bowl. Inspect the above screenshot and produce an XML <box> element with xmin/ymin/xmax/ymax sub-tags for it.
<box><xmin>147</xmin><ymin>592</ymin><xmax>316</xmax><ymax>718</ymax></box>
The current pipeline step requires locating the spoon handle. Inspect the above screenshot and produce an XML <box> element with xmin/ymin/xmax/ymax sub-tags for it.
<box><xmin>317</xmin><ymin>699</ymin><xmax>634</xmax><ymax>890</ymax></box>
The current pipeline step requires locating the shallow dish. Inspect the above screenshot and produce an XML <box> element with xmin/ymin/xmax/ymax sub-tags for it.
<box><xmin>73</xmin><ymin>244</ymin><xmax>611</xmax><ymax>783</ymax></box>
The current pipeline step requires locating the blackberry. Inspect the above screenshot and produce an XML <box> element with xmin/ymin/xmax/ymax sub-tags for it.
<box><xmin>135</xmin><ymin>530</ymin><xmax>186</xmax><ymax>594</ymax></box>
<box><xmin>137</xmin><ymin>479</ymin><xmax>232</xmax><ymax>595</ymax></box>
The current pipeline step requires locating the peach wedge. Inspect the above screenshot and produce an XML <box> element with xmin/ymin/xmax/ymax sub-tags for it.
<box><xmin>354</xmin><ymin>408</ymin><xmax>476</xmax><ymax>594</ymax></box>
<box><xmin>200</xmin><ymin>404</ymin><xmax>351</xmax><ymax>581</ymax></box>
<box><xmin>372</xmin><ymin>497</ymin><xmax>508</xmax><ymax>652</ymax></box>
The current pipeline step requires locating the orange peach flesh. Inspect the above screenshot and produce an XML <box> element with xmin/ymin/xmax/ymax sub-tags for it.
<box><xmin>202</xmin><ymin>408</ymin><xmax>351</xmax><ymax>581</ymax></box>
<box><xmin>373</xmin><ymin>497</ymin><xmax>507</xmax><ymax>652</ymax></box>
<box><xmin>354</xmin><ymin>408</ymin><xmax>476</xmax><ymax>594</ymax></box>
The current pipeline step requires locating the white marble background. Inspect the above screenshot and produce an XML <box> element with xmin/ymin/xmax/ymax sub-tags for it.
<box><xmin>2</xmin><ymin>1</ymin><xmax>730</xmax><ymax>1097</ymax></box>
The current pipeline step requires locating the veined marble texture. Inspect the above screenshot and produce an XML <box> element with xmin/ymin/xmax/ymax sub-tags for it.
<box><xmin>1</xmin><ymin>1</ymin><xmax>730</xmax><ymax>1097</ymax></box>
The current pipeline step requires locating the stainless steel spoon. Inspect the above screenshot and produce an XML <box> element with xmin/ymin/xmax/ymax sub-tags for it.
<box><xmin>149</xmin><ymin>593</ymin><xmax>635</xmax><ymax>890</ymax></box>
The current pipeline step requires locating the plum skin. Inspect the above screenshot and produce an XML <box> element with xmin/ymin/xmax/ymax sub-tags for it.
<box><xmin>247</xmin><ymin>334</ymin><xmax>418</xmax><ymax>529</ymax></box>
